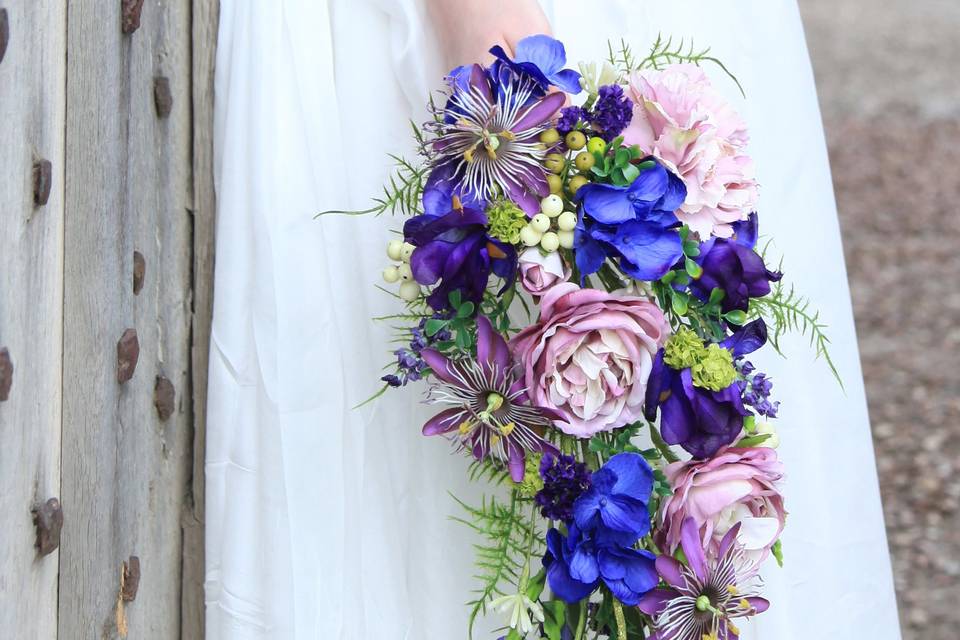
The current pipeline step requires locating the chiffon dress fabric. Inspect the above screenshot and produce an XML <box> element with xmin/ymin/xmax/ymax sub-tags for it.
<box><xmin>205</xmin><ymin>0</ymin><xmax>902</xmax><ymax>638</ymax></box>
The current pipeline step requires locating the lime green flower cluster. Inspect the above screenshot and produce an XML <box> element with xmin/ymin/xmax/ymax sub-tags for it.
<box><xmin>486</xmin><ymin>199</ymin><xmax>528</xmax><ymax>244</ymax></box>
<box><xmin>517</xmin><ymin>453</ymin><xmax>544</xmax><ymax>498</ymax></box>
<box><xmin>664</xmin><ymin>328</ymin><xmax>737</xmax><ymax>391</ymax></box>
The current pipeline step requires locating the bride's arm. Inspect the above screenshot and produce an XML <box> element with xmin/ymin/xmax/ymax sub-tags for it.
<box><xmin>425</xmin><ymin>0</ymin><xmax>552</xmax><ymax>70</ymax></box>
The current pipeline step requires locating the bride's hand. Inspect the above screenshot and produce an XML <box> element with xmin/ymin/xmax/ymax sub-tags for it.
<box><xmin>427</xmin><ymin>0</ymin><xmax>553</xmax><ymax>71</ymax></box>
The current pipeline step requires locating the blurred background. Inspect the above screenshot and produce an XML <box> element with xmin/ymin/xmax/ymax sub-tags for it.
<box><xmin>800</xmin><ymin>0</ymin><xmax>960</xmax><ymax>637</ymax></box>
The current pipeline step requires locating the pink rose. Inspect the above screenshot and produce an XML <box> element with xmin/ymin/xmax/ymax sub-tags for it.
<box><xmin>658</xmin><ymin>447</ymin><xmax>786</xmax><ymax>563</ymax></box>
<box><xmin>622</xmin><ymin>64</ymin><xmax>759</xmax><ymax>239</ymax></box>
<box><xmin>509</xmin><ymin>283</ymin><xmax>669</xmax><ymax>437</ymax></box>
<box><xmin>518</xmin><ymin>248</ymin><xmax>571</xmax><ymax>296</ymax></box>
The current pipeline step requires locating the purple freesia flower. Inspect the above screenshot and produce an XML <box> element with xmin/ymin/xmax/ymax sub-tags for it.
<box><xmin>404</xmin><ymin>203</ymin><xmax>517</xmax><ymax>310</ymax></box>
<box><xmin>690</xmin><ymin>213</ymin><xmax>783</xmax><ymax>313</ymax></box>
<box><xmin>590</xmin><ymin>84</ymin><xmax>633</xmax><ymax>140</ymax></box>
<box><xmin>638</xmin><ymin>518</ymin><xmax>769</xmax><ymax>640</ymax></box>
<box><xmin>536</xmin><ymin>454</ymin><xmax>592</xmax><ymax>522</ymax></box>
<box><xmin>426</xmin><ymin>63</ymin><xmax>565</xmax><ymax>214</ymax></box>
<box><xmin>644</xmin><ymin>325</ymin><xmax>767</xmax><ymax>459</ymax></box>
<box><xmin>420</xmin><ymin>316</ymin><xmax>559</xmax><ymax>481</ymax></box>
<box><xmin>573</xmin><ymin>161</ymin><xmax>686</xmax><ymax>281</ymax></box>
<box><xmin>489</xmin><ymin>34</ymin><xmax>583</xmax><ymax>95</ymax></box>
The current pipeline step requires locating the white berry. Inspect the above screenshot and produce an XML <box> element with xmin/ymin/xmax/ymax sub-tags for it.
<box><xmin>398</xmin><ymin>281</ymin><xmax>421</xmax><ymax>301</ymax></box>
<box><xmin>531</xmin><ymin>213</ymin><xmax>551</xmax><ymax>233</ymax></box>
<box><xmin>398</xmin><ymin>264</ymin><xmax>413</xmax><ymax>281</ymax></box>
<box><xmin>540</xmin><ymin>194</ymin><xmax>564</xmax><ymax>217</ymax></box>
<box><xmin>387</xmin><ymin>239</ymin><xmax>404</xmax><ymax>261</ymax></box>
<box><xmin>519</xmin><ymin>225</ymin><xmax>542</xmax><ymax>247</ymax></box>
<box><xmin>557</xmin><ymin>211</ymin><xmax>577</xmax><ymax>231</ymax></box>
<box><xmin>382</xmin><ymin>265</ymin><xmax>401</xmax><ymax>283</ymax></box>
<box><xmin>400</xmin><ymin>242</ymin><xmax>416</xmax><ymax>262</ymax></box>
<box><xmin>540</xmin><ymin>231</ymin><xmax>560</xmax><ymax>252</ymax></box>
<box><xmin>558</xmin><ymin>229</ymin><xmax>575</xmax><ymax>249</ymax></box>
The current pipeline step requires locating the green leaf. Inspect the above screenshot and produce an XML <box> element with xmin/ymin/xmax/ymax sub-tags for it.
<box><xmin>542</xmin><ymin>601</ymin><xmax>567</xmax><ymax>640</ymax></box>
<box><xmin>424</xmin><ymin>319</ymin><xmax>448</xmax><ymax>337</ymax></box>
<box><xmin>724</xmin><ymin>309</ymin><xmax>747</xmax><ymax>325</ymax></box>
<box><xmin>684</xmin><ymin>257</ymin><xmax>703</xmax><ymax>279</ymax></box>
<box><xmin>525</xmin><ymin>568</ymin><xmax>546</xmax><ymax>601</ymax></box>
<box><xmin>615</xmin><ymin>147</ymin><xmax>630</xmax><ymax>167</ymax></box>
<box><xmin>772</xmin><ymin>539</ymin><xmax>784</xmax><ymax>567</ymax></box>
<box><xmin>456</xmin><ymin>301</ymin><xmax>476</xmax><ymax>318</ymax></box>
<box><xmin>620</xmin><ymin>162</ymin><xmax>640</xmax><ymax>184</ymax></box>
<box><xmin>735</xmin><ymin>433</ymin><xmax>771</xmax><ymax>448</ymax></box>
<box><xmin>708</xmin><ymin>287</ymin><xmax>726</xmax><ymax>305</ymax></box>
<box><xmin>671</xmin><ymin>293</ymin><xmax>689</xmax><ymax>316</ymax></box>
<box><xmin>448</xmin><ymin>290</ymin><xmax>462</xmax><ymax>308</ymax></box>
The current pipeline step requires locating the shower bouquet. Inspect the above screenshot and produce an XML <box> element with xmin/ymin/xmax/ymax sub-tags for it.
<box><xmin>333</xmin><ymin>34</ymin><xmax>838</xmax><ymax>640</ymax></box>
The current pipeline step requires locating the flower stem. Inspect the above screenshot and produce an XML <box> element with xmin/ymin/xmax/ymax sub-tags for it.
<box><xmin>649</xmin><ymin>421</ymin><xmax>680</xmax><ymax>463</ymax></box>
<box><xmin>574</xmin><ymin>600</ymin><xmax>588</xmax><ymax>640</ymax></box>
<box><xmin>613</xmin><ymin>599</ymin><xmax>628</xmax><ymax>640</ymax></box>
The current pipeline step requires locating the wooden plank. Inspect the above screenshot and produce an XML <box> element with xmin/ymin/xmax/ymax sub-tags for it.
<box><xmin>181</xmin><ymin>0</ymin><xmax>219</xmax><ymax>635</ymax></box>
<box><xmin>59</xmin><ymin>0</ymin><xmax>194</xmax><ymax>637</ymax></box>
<box><xmin>0</xmin><ymin>2</ymin><xmax>66</xmax><ymax>638</ymax></box>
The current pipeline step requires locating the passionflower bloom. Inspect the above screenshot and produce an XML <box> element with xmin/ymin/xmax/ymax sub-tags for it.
<box><xmin>644</xmin><ymin>326</ymin><xmax>765</xmax><ymax>459</ymax></box>
<box><xmin>622</xmin><ymin>64</ymin><xmax>759</xmax><ymax>239</ymax></box>
<box><xmin>574</xmin><ymin>161</ymin><xmax>686</xmax><ymax>282</ymax></box>
<box><xmin>689</xmin><ymin>214</ymin><xmax>782</xmax><ymax>313</ymax></box>
<box><xmin>489</xmin><ymin>34</ymin><xmax>583</xmax><ymax>95</ymax></box>
<box><xmin>420</xmin><ymin>315</ymin><xmax>558</xmax><ymax>481</ymax></box>
<box><xmin>404</xmin><ymin>202</ymin><xmax>517</xmax><ymax>310</ymax></box>
<box><xmin>518</xmin><ymin>248</ymin><xmax>571</xmax><ymax>296</ymax></box>
<box><xmin>543</xmin><ymin>454</ymin><xmax>660</xmax><ymax>605</ymax></box>
<box><xmin>659</xmin><ymin>447</ymin><xmax>786</xmax><ymax>563</ymax></box>
<box><xmin>426</xmin><ymin>64</ymin><xmax>565</xmax><ymax>214</ymax></box>
<box><xmin>511</xmin><ymin>283</ymin><xmax>670</xmax><ymax>437</ymax></box>
<box><xmin>638</xmin><ymin>519</ymin><xmax>769</xmax><ymax>640</ymax></box>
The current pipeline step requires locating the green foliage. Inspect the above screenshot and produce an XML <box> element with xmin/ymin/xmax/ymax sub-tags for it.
<box><xmin>772</xmin><ymin>539</ymin><xmax>785</xmax><ymax>567</ymax></box>
<box><xmin>590</xmin><ymin>137</ymin><xmax>648</xmax><ymax>186</ymax></box>
<box><xmin>467</xmin><ymin>457</ymin><xmax>512</xmax><ymax>486</ymax></box>
<box><xmin>451</xmin><ymin>492</ymin><xmax>543</xmax><ymax>638</ymax></box>
<box><xmin>607</xmin><ymin>35</ymin><xmax>745</xmax><ymax>97</ymax></box>
<box><xmin>541</xmin><ymin>600</ymin><xmax>567</xmax><ymax>640</ymax></box>
<box><xmin>748</xmin><ymin>280</ymin><xmax>844</xmax><ymax>389</ymax></box>
<box><xmin>589</xmin><ymin>423</ymin><xmax>644</xmax><ymax>458</ymax></box>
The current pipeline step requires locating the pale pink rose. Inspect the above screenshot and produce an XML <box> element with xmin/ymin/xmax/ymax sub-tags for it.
<box><xmin>518</xmin><ymin>248</ymin><xmax>571</xmax><ymax>296</ymax></box>
<box><xmin>622</xmin><ymin>64</ymin><xmax>759</xmax><ymax>239</ymax></box>
<box><xmin>658</xmin><ymin>447</ymin><xmax>786</xmax><ymax>563</ymax></box>
<box><xmin>509</xmin><ymin>283</ymin><xmax>669</xmax><ymax>437</ymax></box>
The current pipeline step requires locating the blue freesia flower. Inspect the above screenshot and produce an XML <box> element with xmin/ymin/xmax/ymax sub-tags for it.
<box><xmin>543</xmin><ymin>453</ymin><xmax>660</xmax><ymax>606</ymax></box>
<box><xmin>573</xmin><ymin>161</ymin><xmax>686</xmax><ymax>281</ymax></box>
<box><xmin>489</xmin><ymin>34</ymin><xmax>582</xmax><ymax>94</ymax></box>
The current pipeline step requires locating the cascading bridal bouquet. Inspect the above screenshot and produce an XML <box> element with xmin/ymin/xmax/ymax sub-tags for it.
<box><xmin>324</xmin><ymin>34</ymin><xmax>840</xmax><ymax>640</ymax></box>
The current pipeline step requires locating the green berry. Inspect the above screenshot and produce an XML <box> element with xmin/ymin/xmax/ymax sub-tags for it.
<box><xmin>544</xmin><ymin>153</ymin><xmax>566</xmax><ymax>173</ymax></box>
<box><xmin>565</xmin><ymin>130</ymin><xmax>587</xmax><ymax>150</ymax></box>
<box><xmin>574</xmin><ymin>151</ymin><xmax>595</xmax><ymax>171</ymax></box>
<box><xmin>587</xmin><ymin>136</ymin><xmax>607</xmax><ymax>155</ymax></box>
<box><xmin>568</xmin><ymin>175</ymin><xmax>589</xmax><ymax>194</ymax></box>
<box><xmin>539</xmin><ymin>128</ymin><xmax>560</xmax><ymax>145</ymax></box>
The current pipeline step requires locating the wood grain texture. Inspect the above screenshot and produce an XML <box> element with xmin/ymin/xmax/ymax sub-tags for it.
<box><xmin>182</xmin><ymin>0</ymin><xmax>219</xmax><ymax>636</ymax></box>
<box><xmin>59</xmin><ymin>0</ymin><xmax>193</xmax><ymax>637</ymax></box>
<box><xmin>0</xmin><ymin>2</ymin><xmax>66</xmax><ymax>638</ymax></box>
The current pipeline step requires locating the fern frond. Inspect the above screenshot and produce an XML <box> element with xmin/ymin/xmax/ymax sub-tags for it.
<box><xmin>451</xmin><ymin>492</ymin><xmax>542</xmax><ymax>639</ymax></box>
<box><xmin>635</xmin><ymin>33</ymin><xmax>745</xmax><ymax>97</ymax></box>
<box><xmin>748</xmin><ymin>281</ymin><xmax>844</xmax><ymax>389</ymax></box>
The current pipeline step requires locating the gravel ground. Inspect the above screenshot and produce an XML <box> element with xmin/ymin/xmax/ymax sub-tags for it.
<box><xmin>800</xmin><ymin>1</ymin><xmax>960</xmax><ymax>637</ymax></box>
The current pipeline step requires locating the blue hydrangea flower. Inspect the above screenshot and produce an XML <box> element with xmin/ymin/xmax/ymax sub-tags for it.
<box><xmin>489</xmin><ymin>34</ymin><xmax>583</xmax><ymax>95</ymax></box>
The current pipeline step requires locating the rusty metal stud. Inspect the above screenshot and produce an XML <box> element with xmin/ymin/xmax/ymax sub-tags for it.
<box><xmin>121</xmin><ymin>556</ymin><xmax>140</xmax><ymax>601</ymax></box>
<box><xmin>0</xmin><ymin>347</ymin><xmax>12</xmax><ymax>401</ymax></box>
<box><xmin>33</xmin><ymin>159</ymin><xmax>52</xmax><ymax>207</ymax></box>
<box><xmin>0</xmin><ymin>9</ymin><xmax>9</xmax><ymax>65</ymax></box>
<box><xmin>121</xmin><ymin>0</ymin><xmax>144</xmax><ymax>34</ymax></box>
<box><xmin>32</xmin><ymin>498</ymin><xmax>63</xmax><ymax>557</ymax></box>
<box><xmin>153</xmin><ymin>76</ymin><xmax>172</xmax><ymax>118</ymax></box>
<box><xmin>154</xmin><ymin>375</ymin><xmax>175</xmax><ymax>421</ymax></box>
<box><xmin>116</xmin><ymin>329</ymin><xmax>139</xmax><ymax>384</ymax></box>
<box><xmin>132</xmin><ymin>251</ymin><xmax>145</xmax><ymax>295</ymax></box>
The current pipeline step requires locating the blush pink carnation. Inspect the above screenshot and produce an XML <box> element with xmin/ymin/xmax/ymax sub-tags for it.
<box><xmin>509</xmin><ymin>283</ymin><xmax>669</xmax><ymax>437</ymax></box>
<box><xmin>658</xmin><ymin>447</ymin><xmax>786</xmax><ymax>563</ymax></box>
<box><xmin>518</xmin><ymin>248</ymin><xmax>571</xmax><ymax>296</ymax></box>
<box><xmin>621</xmin><ymin>64</ymin><xmax>759</xmax><ymax>239</ymax></box>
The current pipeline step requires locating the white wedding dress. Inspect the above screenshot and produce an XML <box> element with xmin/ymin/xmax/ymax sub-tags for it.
<box><xmin>205</xmin><ymin>1</ymin><xmax>902</xmax><ymax>638</ymax></box>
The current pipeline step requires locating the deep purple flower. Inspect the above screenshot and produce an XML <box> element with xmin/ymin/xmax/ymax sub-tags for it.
<box><xmin>535</xmin><ymin>454</ymin><xmax>592</xmax><ymax>522</ymax></box>
<box><xmin>690</xmin><ymin>214</ymin><xmax>782</xmax><ymax>313</ymax></box>
<box><xmin>638</xmin><ymin>518</ymin><xmax>769</xmax><ymax>640</ymax></box>
<box><xmin>404</xmin><ymin>204</ymin><xmax>517</xmax><ymax>311</ymax></box>
<box><xmin>573</xmin><ymin>161</ymin><xmax>686</xmax><ymax>281</ymax></box>
<box><xmin>557</xmin><ymin>106</ymin><xmax>588</xmax><ymax>136</ymax></box>
<box><xmin>738</xmin><ymin>361</ymin><xmax>780</xmax><ymax>418</ymax></box>
<box><xmin>590</xmin><ymin>84</ymin><xmax>633</xmax><ymax>140</ymax></box>
<box><xmin>426</xmin><ymin>64</ymin><xmax>565</xmax><ymax>214</ymax></box>
<box><xmin>543</xmin><ymin>524</ymin><xmax>659</xmax><ymax>606</ymax></box>
<box><xmin>644</xmin><ymin>321</ymin><xmax>767</xmax><ymax>459</ymax></box>
<box><xmin>381</xmin><ymin>314</ymin><xmax>453</xmax><ymax>387</ymax></box>
<box><xmin>420</xmin><ymin>316</ymin><xmax>559</xmax><ymax>481</ymax></box>
<box><xmin>489</xmin><ymin>34</ymin><xmax>583</xmax><ymax>95</ymax></box>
